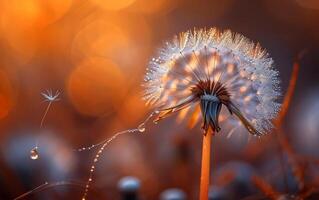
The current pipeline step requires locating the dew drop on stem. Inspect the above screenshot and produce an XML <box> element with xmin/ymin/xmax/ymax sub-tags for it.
<box><xmin>138</xmin><ymin>123</ymin><xmax>146</xmax><ymax>132</ymax></box>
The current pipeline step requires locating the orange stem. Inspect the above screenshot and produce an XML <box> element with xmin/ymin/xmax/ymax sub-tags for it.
<box><xmin>199</xmin><ymin>129</ymin><xmax>213</xmax><ymax>200</ymax></box>
<box><xmin>252</xmin><ymin>175</ymin><xmax>280</xmax><ymax>200</ymax></box>
<box><xmin>275</xmin><ymin>57</ymin><xmax>300</xmax><ymax>126</ymax></box>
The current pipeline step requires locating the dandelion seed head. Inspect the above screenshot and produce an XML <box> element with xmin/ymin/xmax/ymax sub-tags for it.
<box><xmin>41</xmin><ymin>89</ymin><xmax>60</xmax><ymax>102</ymax></box>
<box><xmin>143</xmin><ymin>28</ymin><xmax>281</xmax><ymax>135</ymax></box>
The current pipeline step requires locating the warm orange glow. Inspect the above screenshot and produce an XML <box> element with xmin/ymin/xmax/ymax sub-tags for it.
<box><xmin>0</xmin><ymin>70</ymin><xmax>15</xmax><ymax>119</ymax></box>
<box><xmin>0</xmin><ymin>0</ymin><xmax>72</xmax><ymax>62</ymax></box>
<box><xmin>118</xmin><ymin>92</ymin><xmax>147</xmax><ymax>125</ymax></box>
<box><xmin>240</xmin><ymin>86</ymin><xmax>248</xmax><ymax>93</ymax></box>
<box><xmin>188</xmin><ymin>105</ymin><xmax>201</xmax><ymax>129</ymax></box>
<box><xmin>0</xmin><ymin>1</ymin><xmax>315</xmax><ymax>199</ymax></box>
<box><xmin>71</xmin><ymin>17</ymin><xmax>151</xmax><ymax>72</ymax></box>
<box><xmin>208</xmin><ymin>54</ymin><xmax>219</xmax><ymax>73</ymax></box>
<box><xmin>0</xmin><ymin>94</ymin><xmax>10</xmax><ymax>119</ymax></box>
<box><xmin>67</xmin><ymin>57</ymin><xmax>125</xmax><ymax>117</ymax></box>
<box><xmin>227</xmin><ymin>63</ymin><xmax>234</xmax><ymax>74</ymax></box>
<box><xmin>177</xmin><ymin>106</ymin><xmax>190</xmax><ymax>123</ymax></box>
<box><xmin>129</xmin><ymin>0</ymin><xmax>177</xmax><ymax>15</ymax></box>
<box><xmin>244</xmin><ymin>95</ymin><xmax>252</xmax><ymax>102</ymax></box>
<box><xmin>91</xmin><ymin>0</ymin><xmax>136</xmax><ymax>11</ymax></box>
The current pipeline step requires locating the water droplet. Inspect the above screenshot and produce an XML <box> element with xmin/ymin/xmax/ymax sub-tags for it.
<box><xmin>138</xmin><ymin>123</ymin><xmax>145</xmax><ymax>132</ymax></box>
<box><xmin>154</xmin><ymin>110</ymin><xmax>160</xmax><ymax>114</ymax></box>
<box><xmin>30</xmin><ymin>147</ymin><xmax>39</xmax><ymax>160</ymax></box>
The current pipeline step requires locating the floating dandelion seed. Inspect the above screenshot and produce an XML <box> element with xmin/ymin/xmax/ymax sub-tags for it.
<box><xmin>41</xmin><ymin>89</ymin><xmax>61</xmax><ymax>103</ymax></box>
<box><xmin>143</xmin><ymin>28</ymin><xmax>281</xmax><ymax>200</ymax></box>
<box><xmin>143</xmin><ymin>28</ymin><xmax>281</xmax><ymax>136</ymax></box>
<box><xmin>40</xmin><ymin>90</ymin><xmax>60</xmax><ymax>128</ymax></box>
<box><xmin>30</xmin><ymin>89</ymin><xmax>60</xmax><ymax>160</ymax></box>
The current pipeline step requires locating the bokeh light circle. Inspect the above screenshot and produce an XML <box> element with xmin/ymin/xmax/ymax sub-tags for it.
<box><xmin>67</xmin><ymin>57</ymin><xmax>126</xmax><ymax>117</ymax></box>
<box><xmin>90</xmin><ymin>0</ymin><xmax>135</xmax><ymax>11</ymax></box>
<box><xmin>0</xmin><ymin>0</ymin><xmax>73</xmax><ymax>63</ymax></box>
<box><xmin>71</xmin><ymin>17</ymin><xmax>151</xmax><ymax>73</ymax></box>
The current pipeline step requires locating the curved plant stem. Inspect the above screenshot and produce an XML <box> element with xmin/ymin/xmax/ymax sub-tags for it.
<box><xmin>275</xmin><ymin>60</ymin><xmax>300</xmax><ymax>126</ymax></box>
<box><xmin>14</xmin><ymin>181</ymin><xmax>85</xmax><ymax>200</ymax></box>
<box><xmin>199</xmin><ymin>129</ymin><xmax>213</xmax><ymax>200</ymax></box>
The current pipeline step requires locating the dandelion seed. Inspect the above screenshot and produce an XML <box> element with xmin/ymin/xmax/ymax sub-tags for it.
<box><xmin>39</xmin><ymin>90</ymin><xmax>60</xmax><ymax>128</ymax></box>
<box><xmin>143</xmin><ymin>28</ymin><xmax>281</xmax><ymax>136</ymax></box>
<box><xmin>30</xmin><ymin>89</ymin><xmax>61</xmax><ymax>160</ymax></box>
<box><xmin>41</xmin><ymin>89</ymin><xmax>61</xmax><ymax>102</ymax></box>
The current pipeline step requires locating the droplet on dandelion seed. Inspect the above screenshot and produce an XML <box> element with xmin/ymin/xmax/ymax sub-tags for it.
<box><xmin>138</xmin><ymin>123</ymin><xmax>146</xmax><ymax>132</ymax></box>
<box><xmin>30</xmin><ymin>147</ymin><xmax>39</xmax><ymax>160</ymax></box>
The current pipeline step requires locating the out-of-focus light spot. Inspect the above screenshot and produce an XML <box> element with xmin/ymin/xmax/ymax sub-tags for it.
<box><xmin>118</xmin><ymin>176</ymin><xmax>141</xmax><ymax>192</ymax></box>
<box><xmin>188</xmin><ymin>105</ymin><xmax>200</xmax><ymax>129</ymax></box>
<box><xmin>160</xmin><ymin>188</ymin><xmax>186</xmax><ymax>200</ymax></box>
<box><xmin>240</xmin><ymin>86</ymin><xmax>248</xmax><ymax>93</ymax></box>
<box><xmin>177</xmin><ymin>106</ymin><xmax>190</xmax><ymax>123</ymax></box>
<box><xmin>0</xmin><ymin>0</ymin><xmax>73</xmax><ymax>63</ymax></box>
<box><xmin>296</xmin><ymin>0</ymin><xmax>319</xmax><ymax>10</ymax></box>
<box><xmin>129</xmin><ymin>0</ymin><xmax>178</xmax><ymax>15</ymax></box>
<box><xmin>118</xmin><ymin>92</ymin><xmax>147</xmax><ymax>125</ymax></box>
<box><xmin>227</xmin><ymin>64</ymin><xmax>234</xmax><ymax>74</ymax></box>
<box><xmin>67</xmin><ymin>57</ymin><xmax>126</xmax><ymax>117</ymax></box>
<box><xmin>293</xmin><ymin>90</ymin><xmax>319</xmax><ymax>155</ymax></box>
<box><xmin>0</xmin><ymin>0</ymin><xmax>72</xmax><ymax>29</ymax></box>
<box><xmin>0</xmin><ymin>70</ymin><xmax>15</xmax><ymax>119</ymax></box>
<box><xmin>90</xmin><ymin>0</ymin><xmax>135</xmax><ymax>11</ymax></box>
<box><xmin>4</xmin><ymin>132</ymin><xmax>76</xmax><ymax>179</ymax></box>
<box><xmin>71</xmin><ymin>17</ymin><xmax>151</xmax><ymax>72</ymax></box>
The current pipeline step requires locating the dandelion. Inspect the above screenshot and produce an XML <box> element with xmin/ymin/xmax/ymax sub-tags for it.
<box><xmin>143</xmin><ymin>28</ymin><xmax>281</xmax><ymax>200</ymax></box>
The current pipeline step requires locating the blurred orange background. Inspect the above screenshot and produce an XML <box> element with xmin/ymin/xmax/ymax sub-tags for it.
<box><xmin>0</xmin><ymin>0</ymin><xmax>319</xmax><ymax>199</ymax></box>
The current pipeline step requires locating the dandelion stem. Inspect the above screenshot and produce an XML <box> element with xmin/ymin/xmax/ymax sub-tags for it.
<box><xmin>35</xmin><ymin>101</ymin><xmax>52</xmax><ymax>148</ymax></box>
<box><xmin>14</xmin><ymin>182</ymin><xmax>49</xmax><ymax>200</ymax></box>
<box><xmin>40</xmin><ymin>101</ymin><xmax>52</xmax><ymax>128</ymax></box>
<box><xmin>199</xmin><ymin>129</ymin><xmax>213</xmax><ymax>200</ymax></box>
